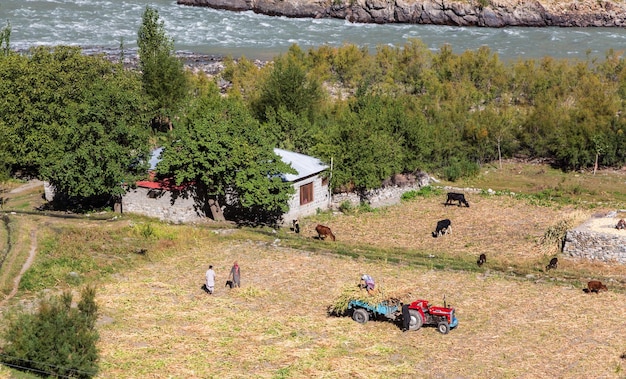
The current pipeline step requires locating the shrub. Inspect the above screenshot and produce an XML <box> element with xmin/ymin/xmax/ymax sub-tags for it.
<box><xmin>0</xmin><ymin>286</ymin><xmax>99</xmax><ymax>378</ymax></box>
<box><xmin>443</xmin><ymin>158</ymin><xmax>480</xmax><ymax>182</ymax></box>
<box><xmin>401</xmin><ymin>186</ymin><xmax>443</xmax><ymax>201</ymax></box>
<box><xmin>338</xmin><ymin>200</ymin><xmax>354</xmax><ymax>213</ymax></box>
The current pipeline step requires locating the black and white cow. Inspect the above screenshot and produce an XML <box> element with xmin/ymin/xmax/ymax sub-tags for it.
<box><xmin>432</xmin><ymin>219</ymin><xmax>452</xmax><ymax>238</ymax></box>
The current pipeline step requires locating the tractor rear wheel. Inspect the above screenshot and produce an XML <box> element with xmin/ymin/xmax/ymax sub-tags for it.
<box><xmin>437</xmin><ymin>321</ymin><xmax>450</xmax><ymax>334</ymax></box>
<box><xmin>352</xmin><ymin>308</ymin><xmax>369</xmax><ymax>324</ymax></box>
<box><xmin>408</xmin><ymin>309</ymin><xmax>423</xmax><ymax>331</ymax></box>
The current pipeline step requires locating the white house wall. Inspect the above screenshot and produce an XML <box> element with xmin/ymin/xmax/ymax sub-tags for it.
<box><xmin>282</xmin><ymin>175</ymin><xmax>330</xmax><ymax>224</ymax></box>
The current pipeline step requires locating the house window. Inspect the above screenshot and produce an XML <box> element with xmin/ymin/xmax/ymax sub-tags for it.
<box><xmin>300</xmin><ymin>182</ymin><xmax>313</xmax><ymax>205</ymax></box>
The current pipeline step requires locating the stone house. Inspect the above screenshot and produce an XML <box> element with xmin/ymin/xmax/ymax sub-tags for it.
<box><xmin>121</xmin><ymin>147</ymin><xmax>330</xmax><ymax>224</ymax></box>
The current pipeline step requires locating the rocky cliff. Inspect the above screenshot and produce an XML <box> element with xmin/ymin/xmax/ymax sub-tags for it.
<box><xmin>177</xmin><ymin>0</ymin><xmax>626</xmax><ymax>27</ymax></box>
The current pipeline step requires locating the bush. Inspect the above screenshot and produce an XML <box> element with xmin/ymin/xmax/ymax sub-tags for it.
<box><xmin>442</xmin><ymin>158</ymin><xmax>480</xmax><ymax>182</ymax></box>
<box><xmin>401</xmin><ymin>186</ymin><xmax>443</xmax><ymax>201</ymax></box>
<box><xmin>0</xmin><ymin>287</ymin><xmax>99</xmax><ymax>378</ymax></box>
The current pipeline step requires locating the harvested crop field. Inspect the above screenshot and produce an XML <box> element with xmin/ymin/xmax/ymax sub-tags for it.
<box><xmin>94</xmin><ymin>236</ymin><xmax>626</xmax><ymax>378</ymax></box>
<box><xmin>2</xmin><ymin>191</ymin><xmax>626</xmax><ymax>379</ymax></box>
<box><xmin>91</xmin><ymin>191</ymin><xmax>626</xmax><ymax>379</ymax></box>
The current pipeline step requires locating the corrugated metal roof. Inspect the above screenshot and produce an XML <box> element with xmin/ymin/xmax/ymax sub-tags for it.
<box><xmin>274</xmin><ymin>148</ymin><xmax>329</xmax><ymax>182</ymax></box>
<box><xmin>147</xmin><ymin>147</ymin><xmax>328</xmax><ymax>183</ymax></box>
<box><xmin>148</xmin><ymin>147</ymin><xmax>164</xmax><ymax>171</ymax></box>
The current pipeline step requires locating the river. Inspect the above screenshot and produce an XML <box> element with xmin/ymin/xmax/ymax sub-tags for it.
<box><xmin>2</xmin><ymin>0</ymin><xmax>626</xmax><ymax>62</ymax></box>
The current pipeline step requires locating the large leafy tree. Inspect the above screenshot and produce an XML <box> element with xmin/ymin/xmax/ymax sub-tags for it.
<box><xmin>137</xmin><ymin>6</ymin><xmax>188</xmax><ymax>131</ymax></box>
<box><xmin>0</xmin><ymin>46</ymin><xmax>151</xmax><ymax>204</ymax></box>
<box><xmin>157</xmin><ymin>84</ymin><xmax>295</xmax><ymax>225</ymax></box>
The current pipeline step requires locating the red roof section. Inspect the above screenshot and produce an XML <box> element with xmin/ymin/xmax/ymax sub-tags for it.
<box><xmin>135</xmin><ymin>172</ymin><xmax>192</xmax><ymax>191</ymax></box>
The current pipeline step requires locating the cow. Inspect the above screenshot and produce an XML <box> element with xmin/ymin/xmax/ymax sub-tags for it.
<box><xmin>315</xmin><ymin>224</ymin><xmax>336</xmax><ymax>241</ymax></box>
<box><xmin>292</xmin><ymin>219</ymin><xmax>300</xmax><ymax>234</ymax></box>
<box><xmin>432</xmin><ymin>219</ymin><xmax>452</xmax><ymax>238</ymax></box>
<box><xmin>545</xmin><ymin>257</ymin><xmax>558</xmax><ymax>271</ymax></box>
<box><xmin>616</xmin><ymin>219</ymin><xmax>626</xmax><ymax>230</ymax></box>
<box><xmin>477</xmin><ymin>253</ymin><xmax>487</xmax><ymax>267</ymax></box>
<box><xmin>586</xmin><ymin>280</ymin><xmax>608</xmax><ymax>293</ymax></box>
<box><xmin>445</xmin><ymin>192</ymin><xmax>470</xmax><ymax>207</ymax></box>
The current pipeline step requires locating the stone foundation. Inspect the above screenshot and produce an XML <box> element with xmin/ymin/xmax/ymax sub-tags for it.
<box><xmin>563</xmin><ymin>212</ymin><xmax>626</xmax><ymax>264</ymax></box>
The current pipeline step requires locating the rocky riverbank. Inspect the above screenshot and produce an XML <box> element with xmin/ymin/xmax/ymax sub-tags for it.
<box><xmin>177</xmin><ymin>0</ymin><xmax>626</xmax><ymax>27</ymax></box>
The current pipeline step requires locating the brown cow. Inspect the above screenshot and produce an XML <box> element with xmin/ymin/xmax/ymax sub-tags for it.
<box><xmin>315</xmin><ymin>224</ymin><xmax>336</xmax><ymax>241</ymax></box>
<box><xmin>586</xmin><ymin>280</ymin><xmax>608</xmax><ymax>293</ymax></box>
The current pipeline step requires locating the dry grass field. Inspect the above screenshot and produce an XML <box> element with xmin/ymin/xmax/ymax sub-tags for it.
<box><xmin>93</xmin><ymin>228</ymin><xmax>625</xmax><ymax>379</ymax></box>
<box><xmin>1</xmin><ymin>170</ymin><xmax>626</xmax><ymax>378</ymax></box>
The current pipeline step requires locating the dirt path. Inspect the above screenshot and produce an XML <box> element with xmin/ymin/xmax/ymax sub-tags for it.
<box><xmin>0</xmin><ymin>229</ymin><xmax>37</xmax><ymax>307</ymax></box>
<box><xmin>8</xmin><ymin>180</ymin><xmax>43</xmax><ymax>194</ymax></box>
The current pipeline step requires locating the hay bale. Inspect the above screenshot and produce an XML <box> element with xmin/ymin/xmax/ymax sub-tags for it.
<box><xmin>327</xmin><ymin>283</ymin><xmax>416</xmax><ymax>316</ymax></box>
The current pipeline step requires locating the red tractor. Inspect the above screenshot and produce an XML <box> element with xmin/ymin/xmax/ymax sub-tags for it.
<box><xmin>348</xmin><ymin>297</ymin><xmax>458</xmax><ymax>334</ymax></box>
<box><xmin>405</xmin><ymin>299</ymin><xmax>458</xmax><ymax>334</ymax></box>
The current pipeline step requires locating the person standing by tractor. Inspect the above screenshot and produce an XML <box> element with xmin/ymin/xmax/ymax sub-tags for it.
<box><xmin>229</xmin><ymin>261</ymin><xmax>241</xmax><ymax>288</ymax></box>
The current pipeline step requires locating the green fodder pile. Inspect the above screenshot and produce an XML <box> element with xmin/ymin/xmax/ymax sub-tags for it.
<box><xmin>326</xmin><ymin>284</ymin><xmax>416</xmax><ymax>316</ymax></box>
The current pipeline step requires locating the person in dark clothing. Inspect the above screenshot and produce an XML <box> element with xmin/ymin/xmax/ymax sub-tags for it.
<box><xmin>402</xmin><ymin>303</ymin><xmax>411</xmax><ymax>332</ymax></box>
<box><xmin>228</xmin><ymin>261</ymin><xmax>241</xmax><ymax>288</ymax></box>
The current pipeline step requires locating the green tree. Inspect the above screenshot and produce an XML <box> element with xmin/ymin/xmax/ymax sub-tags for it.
<box><xmin>0</xmin><ymin>287</ymin><xmax>99</xmax><ymax>378</ymax></box>
<box><xmin>0</xmin><ymin>20</ymin><xmax>10</xmax><ymax>56</ymax></box>
<box><xmin>253</xmin><ymin>45</ymin><xmax>324</xmax><ymax>123</ymax></box>
<box><xmin>0</xmin><ymin>46</ymin><xmax>151</xmax><ymax>205</ymax></box>
<box><xmin>156</xmin><ymin>85</ymin><xmax>295</xmax><ymax>225</ymax></box>
<box><xmin>137</xmin><ymin>6</ymin><xmax>189</xmax><ymax>131</ymax></box>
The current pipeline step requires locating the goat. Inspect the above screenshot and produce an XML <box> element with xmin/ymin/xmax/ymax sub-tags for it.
<box><xmin>292</xmin><ymin>219</ymin><xmax>300</xmax><ymax>234</ymax></box>
<box><xmin>616</xmin><ymin>219</ymin><xmax>626</xmax><ymax>230</ymax></box>
<box><xmin>545</xmin><ymin>257</ymin><xmax>558</xmax><ymax>271</ymax></box>
<box><xmin>477</xmin><ymin>253</ymin><xmax>486</xmax><ymax>267</ymax></box>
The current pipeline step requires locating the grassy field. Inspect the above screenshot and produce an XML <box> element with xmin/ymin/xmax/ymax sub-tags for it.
<box><xmin>0</xmin><ymin>164</ymin><xmax>626</xmax><ymax>378</ymax></box>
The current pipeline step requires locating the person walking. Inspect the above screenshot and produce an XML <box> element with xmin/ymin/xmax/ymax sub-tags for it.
<box><xmin>229</xmin><ymin>261</ymin><xmax>241</xmax><ymax>288</ymax></box>
<box><xmin>205</xmin><ymin>265</ymin><xmax>216</xmax><ymax>294</ymax></box>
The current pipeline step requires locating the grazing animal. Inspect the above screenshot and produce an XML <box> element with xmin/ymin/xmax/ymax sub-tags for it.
<box><xmin>445</xmin><ymin>192</ymin><xmax>470</xmax><ymax>207</ymax></box>
<box><xmin>315</xmin><ymin>224</ymin><xmax>336</xmax><ymax>241</ymax></box>
<box><xmin>477</xmin><ymin>253</ymin><xmax>487</xmax><ymax>267</ymax></box>
<box><xmin>292</xmin><ymin>219</ymin><xmax>300</xmax><ymax>234</ymax></box>
<box><xmin>586</xmin><ymin>280</ymin><xmax>608</xmax><ymax>293</ymax></box>
<box><xmin>225</xmin><ymin>280</ymin><xmax>234</xmax><ymax>289</ymax></box>
<box><xmin>545</xmin><ymin>257</ymin><xmax>558</xmax><ymax>271</ymax></box>
<box><xmin>616</xmin><ymin>219</ymin><xmax>626</xmax><ymax>230</ymax></box>
<box><xmin>432</xmin><ymin>219</ymin><xmax>452</xmax><ymax>238</ymax></box>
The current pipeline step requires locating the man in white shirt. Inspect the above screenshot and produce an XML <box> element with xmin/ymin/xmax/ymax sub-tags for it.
<box><xmin>205</xmin><ymin>265</ymin><xmax>216</xmax><ymax>294</ymax></box>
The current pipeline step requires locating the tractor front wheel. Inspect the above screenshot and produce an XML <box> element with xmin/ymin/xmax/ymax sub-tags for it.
<box><xmin>437</xmin><ymin>321</ymin><xmax>450</xmax><ymax>334</ymax></box>
<box><xmin>408</xmin><ymin>309</ymin><xmax>423</xmax><ymax>331</ymax></box>
<box><xmin>352</xmin><ymin>308</ymin><xmax>369</xmax><ymax>324</ymax></box>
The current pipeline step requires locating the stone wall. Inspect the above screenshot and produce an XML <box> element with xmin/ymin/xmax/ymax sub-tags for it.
<box><xmin>122</xmin><ymin>187</ymin><xmax>206</xmax><ymax>224</ymax></box>
<box><xmin>563</xmin><ymin>215</ymin><xmax>626</xmax><ymax>264</ymax></box>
